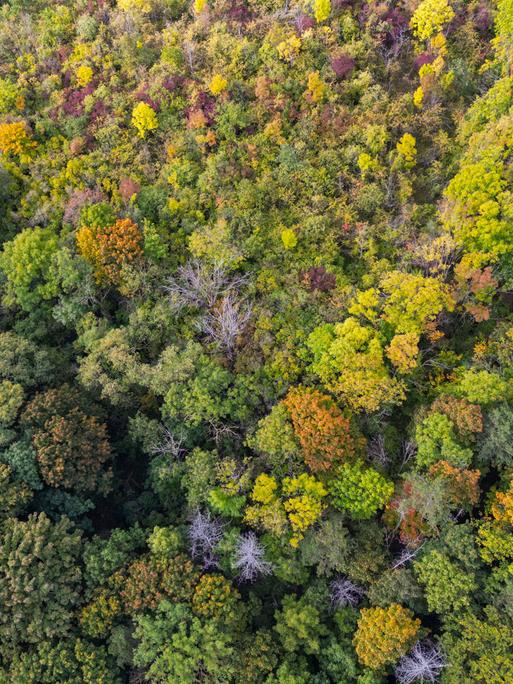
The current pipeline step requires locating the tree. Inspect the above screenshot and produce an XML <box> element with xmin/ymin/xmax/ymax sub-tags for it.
<box><xmin>478</xmin><ymin>478</ymin><xmax>513</xmax><ymax>564</ymax></box>
<box><xmin>414</xmin><ymin>550</ymin><xmax>476</xmax><ymax>614</ymax></box>
<box><xmin>248</xmin><ymin>402</ymin><xmax>301</xmax><ymax>475</ymax></box>
<box><xmin>191</xmin><ymin>573</ymin><xmax>240</xmax><ymax>621</ymax></box>
<box><xmin>330</xmin><ymin>577</ymin><xmax>365</xmax><ymax>608</ymax></box>
<box><xmin>0</xmin><ymin>464</ymin><xmax>31</xmax><ymax>519</ymax></box>
<box><xmin>395</xmin><ymin>641</ymin><xmax>446</xmax><ymax>684</ymax></box>
<box><xmin>415</xmin><ymin>413</ymin><xmax>473</xmax><ymax>469</ymax></box>
<box><xmin>274</xmin><ymin>594</ymin><xmax>327</xmax><ymax>655</ymax></box>
<box><xmin>353</xmin><ymin>604</ymin><xmax>421</xmax><ymax>670</ymax></box>
<box><xmin>21</xmin><ymin>386</ymin><xmax>112</xmax><ymax>494</ymax></box>
<box><xmin>0</xmin><ymin>121</ymin><xmax>36</xmax><ymax>156</ymax></box>
<box><xmin>0</xmin><ymin>227</ymin><xmax>59</xmax><ymax>310</ymax></box>
<box><xmin>233</xmin><ymin>532</ymin><xmax>272</xmax><ymax>582</ymax></box>
<box><xmin>76</xmin><ymin>218</ymin><xmax>143</xmax><ymax>286</ymax></box>
<box><xmin>0</xmin><ymin>513</ymin><xmax>82</xmax><ymax>653</ymax></box>
<box><xmin>441</xmin><ymin>607</ymin><xmax>513</xmax><ymax>683</ymax></box>
<box><xmin>328</xmin><ymin>460</ymin><xmax>394</xmax><ymax>519</ymax></box>
<box><xmin>131</xmin><ymin>102</ymin><xmax>158</xmax><ymax>138</ymax></box>
<box><xmin>283</xmin><ymin>387</ymin><xmax>356</xmax><ymax>472</ymax></box>
<box><xmin>121</xmin><ymin>554</ymin><xmax>200</xmax><ymax>612</ymax></box>
<box><xmin>188</xmin><ymin>509</ymin><xmax>224</xmax><ymax>568</ymax></box>
<box><xmin>0</xmin><ymin>638</ymin><xmax>121</xmax><ymax>684</ymax></box>
<box><xmin>313</xmin><ymin>0</ymin><xmax>331</xmax><ymax>23</ymax></box>
<box><xmin>410</xmin><ymin>0</ymin><xmax>455</xmax><ymax>40</ymax></box>
<box><xmin>307</xmin><ymin>319</ymin><xmax>406</xmax><ymax>412</ymax></box>
<box><xmin>134</xmin><ymin>602</ymin><xmax>236</xmax><ymax>683</ymax></box>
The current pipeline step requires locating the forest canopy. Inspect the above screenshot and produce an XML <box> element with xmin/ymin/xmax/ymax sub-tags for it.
<box><xmin>0</xmin><ymin>0</ymin><xmax>513</xmax><ymax>681</ymax></box>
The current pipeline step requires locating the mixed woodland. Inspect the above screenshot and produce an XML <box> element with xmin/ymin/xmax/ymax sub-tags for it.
<box><xmin>0</xmin><ymin>0</ymin><xmax>513</xmax><ymax>681</ymax></box>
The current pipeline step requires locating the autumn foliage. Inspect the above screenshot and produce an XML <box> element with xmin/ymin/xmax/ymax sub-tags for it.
<box><xmin>21</xmin><ymin>387</ymin><xmax>112</xmax><ymax>494</ymax></box>
<box><xmin>283</xmin><ymin>387</ymin><xmax>355</xmax><ymax>472</ymax></box>
<box><xmin>353</xmin><ymin>604</ymin><xmax>421</xmax><ymax>669</ymax></box>
<box><xmin>76</xmin><ymin>218</ymin><xmax>143</xmax><ymax>285</ymax></box>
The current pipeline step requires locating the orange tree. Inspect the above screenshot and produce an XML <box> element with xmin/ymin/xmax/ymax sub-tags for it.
<box><xmin>283</xmin><ymin>386</ymin><xmax>356</xmax><ymax>472</ymax></box>
<box><xmin>76</xmin><ymin>218</ymin><xmax>143</xmax><ymax>286</ymax></box>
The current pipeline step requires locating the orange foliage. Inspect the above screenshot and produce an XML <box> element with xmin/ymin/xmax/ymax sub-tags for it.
<box><xmin>429</xmin><ymin>460</ymin><xmax>480</xmax><ymax>508</ymax></box>
<box><xmin>283</xmin><ymin>387</ymin><xmax>355</xmax><ymax>472</ymax></box>
<box><xmin>76</xmin><ymin>218</ymin><xmax>143</xmax><ymax>285</ymax></box>
<box><xmin>430</xmin><ymin>394</ymin><xmax>483</xmax><ymax>439</ymax></box>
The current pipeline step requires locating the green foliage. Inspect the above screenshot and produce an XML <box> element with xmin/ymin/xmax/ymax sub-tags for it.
<box><xmin>274</xmin><ymin>594</ymin><xmax>327</xmax><ymax>655</ymax></box>
<box><xmin>134</xmin><ymin>602</ymin><xmax>236</xmax><ymax>683</ymax></box>
<box><xmin>328</xmin><ymin>460</ymin><xmax>394</xmax><ymax>519</ymax></box>
<box><xmin>307</xmin><ymin>319</ymin><xmax>406</xmax><ymax>412</ymax></box>
<box><xmin>0</xmin><ymin>227</ymin><xmax>59</xmax><ymax>310</ymax></box>
<box><xmin>441</xmin><ymin>607</ymin><xmax>513</xmax><ymax>683</ymax></box>
<box><xmin>415</xmin><ymin>413</ymin><xmax>473</xmax><ymax>469</ymax></box>
<box><xmin>414</xmin><ymin>549</ymin><xmax>476</xmax><ymax>614</ymax></box>
<box><xmin>0</xmin><ymin>513</ymin><xmax>82</xmax><ymax>653</ymax></box>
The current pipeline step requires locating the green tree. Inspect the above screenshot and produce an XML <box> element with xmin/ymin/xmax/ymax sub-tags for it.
<box><xmin>328</xmin><ymin>460</ymin><xmax>394</xmax><ymax>519</ymax></box>
<box><xmin>414</xmin><ymin>550</ymin><xmax>476</xmax><ymax>614</ymax></box>
<box><xmin>274</xmin><ymin>594</ymin><xmax>328</xmax><ymax>655</ymax></box>
<box><xmin>0</xmin><ymin>228</ymin><xmax>59</xmax><ymax>311</ymax></box>
<box><xmin>134</xmin><ymin>602</ymin><xmax>236</xmax><ymax>683</ymax></box>
<box><xmin>0</xmin><ymin>513</ymin><xmax>82</xmax><ymax>653</ymax></box>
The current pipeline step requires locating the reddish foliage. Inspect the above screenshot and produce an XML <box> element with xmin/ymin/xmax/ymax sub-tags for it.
<box><xmin>302</xmin><ymin>266</ymin><xmax>336</xmax><ymax>292</ymax></box>
<box><xmin>331</xmin><ymin>54</ymin><xmax>355</xmax><ymax>79</ymax></box>
<box><xmin>429</xmin><ymin>460</ymin><xmax>480</xmax><ymax>508</ymax></box>
<box><xmin>22</xmin><ymin>386</ymin><xmax>112</xmax><ymax>494</ymax></box>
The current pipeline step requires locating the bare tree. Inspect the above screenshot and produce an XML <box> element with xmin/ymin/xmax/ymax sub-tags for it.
<box><xmin>392</xmin><ymin>543</ymin><xmax>425</xmax><ymax>570</ymax></box>
<box><xmin>330</xmin><ymin>577</ymin><xmax>365</xmax><ymax>608</ymax></box>
<box><xmin>149</xmin><ymin>425</ymin><xmax>185</xmax><ymax>460</ymax></box>
<box><xmin>188</xmin><ymin>510</ymin><xmax>223</xmax><ymax>569</ymax></box>
<box><xmin>163</xmin><ymin>261</ymin><xmax>249</xmax><ymax>312</ymax></box>
<box><xmin>368</xmin><ymin>434</ymin><xmax>389</xmax><ymax>467</ymax></box>
<box><xmin>234</xmin><ymin>532</ymin><xmax>272</xmax><ymax>582</ymax></box>
<box><xmin>197</xmin><ymin>295</ymin><xmax>252</xmax><ymax>355</ymax></box>
<box><xmin>395</xmin><ymin>641</ymin><xmax>446</xmax><ymax>684</ymax></box>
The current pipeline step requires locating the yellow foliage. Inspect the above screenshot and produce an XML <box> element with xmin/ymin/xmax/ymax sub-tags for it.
<box><xmin>76</xmin><ymin>65</ymin><xmax>93</xmax><ymax>87</ymax></box>
<box><xmin>118</xmin><ymin>0</ymin><xmax>152</xmax><ymax>12</ymax></box>
<box><xmin>396</xmin><ymin>133</ymin><xmax>417</xmax><ymax>167</ymax></box>
<box><xmin>413</xmin><ymin>86</ymin><xmax>424</xmax><ymax>108</ymax></box>
<box><xmin>410</xmin><ymin>0</ymin><xmax>455</xmax><ymax>41</ymax></box>
<box><xmin>131</xmin><ymin>102</ymin><xmax>158</xmax><ymax>138</ymax></box>
<box><xmin>76</xmin><ymin>218</ymin><xmax>143</xmax><ymax>286</ymax></box>
<box><xmin>194</xmin><ymin>0</ymin><xmax>207</xmax><ymax>13</ymax></box>
<box><xmin>306</xmin><ymin>72</ymin><xmax>326</xmax><ymax>103</ymax></box>
<box><xmin>0</xmin><ymin>121</ymin><xmax>36</xmax><ymax>156</ymax></box>
<box><xmin>209</xmin><ymin>74</ymin><xmax>228</xmax><ymax>96</ymax></box>
<box><xmin>386</xmin><ymin>333</ymin><xmax>420</xmax><ymax>374</ymax></box>
<box><xmin>251</xmin><ymin>473</ymin><xmax>278</xmax><ymax>505</ymax></box>
<box><xmin>281</xmin><ymin>228</ymin><xmax>297</xmax><ymax>250</ymax></box>
<box><xmin>354</xmin><ymin>604</ymin><xmax>421</xmax><ymax>669</ymax></box>
<box><xmin>314</xmin><ymin>0</ymin><xmax>331</xmax><ymax>23</ymax></box>
<box><xmin>277</xmin><ymin>35</ymin><xmax>301</xmax><ymax>62</ymax></box>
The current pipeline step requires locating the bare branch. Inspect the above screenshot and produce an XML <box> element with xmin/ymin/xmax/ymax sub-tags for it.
<box><xmin>188</xmin><ymin>510</ymin><xmax>223</xmax><ymax>569</ymax></box>
<box><xmin>163</xmin><ymin>261</ymin><xmax>249</xmax><ymax>312</ymax></box>
<box><xmin>148</xmin><ymin>425</ymin><xmax>186</xmax><ymax>460</ymax></box>
<box><xmin>330</xmin><ymin>577</ymin><xmax>365</xmax><ymax>608</ymax></box>
<box><xmin>395</xmin><ymin>641</ymin><xmax>446</xmax><ymax>684</ymax></box>
<box><xmin>234</xmin><ymin>532</ymin><xmax>272</xmax><ymax>582</ymax></box>
<box><xmin>197</xmin><ymin>295</ymin><xmax>252</xmax><ymax>355</ymax></box>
